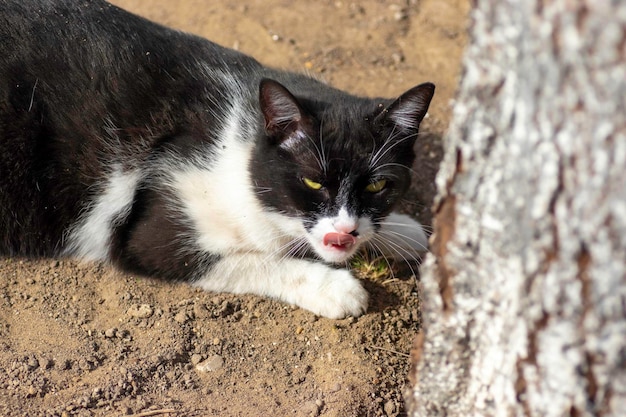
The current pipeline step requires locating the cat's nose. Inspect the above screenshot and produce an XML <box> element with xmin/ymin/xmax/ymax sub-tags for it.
<box><xmin>333</xmin><ymin>221</ymin><xmax>359</xmax><ymax>236</ymax></box>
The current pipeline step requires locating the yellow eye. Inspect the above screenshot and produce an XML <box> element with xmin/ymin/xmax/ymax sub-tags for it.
<box><xmin>303</xmin><ymin>177</ymin><xmax>323</xmax><ymax>190</ymax></box>
<box><xmin>365</xmin><ymin>179</ymin><xmax>387</xmax><ymax>193</ymax></box>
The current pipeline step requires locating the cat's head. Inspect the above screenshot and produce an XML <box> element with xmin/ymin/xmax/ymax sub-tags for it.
<box><xmin>250</xmin><ymin>78</ymin><xmax>434</xmax><ymax>263</ymax></box>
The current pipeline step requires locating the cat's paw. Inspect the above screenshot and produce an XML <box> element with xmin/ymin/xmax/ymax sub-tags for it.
<box><xmin>295</xmin><ymin>266</ymin><xmax>368</xmax><ymax>319</ymax></box>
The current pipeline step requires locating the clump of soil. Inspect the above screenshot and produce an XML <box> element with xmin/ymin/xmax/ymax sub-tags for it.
<box><xmin>0</xmin><ymin>1</ymin><xmax>468</xmax><ymax>415</ymax></box>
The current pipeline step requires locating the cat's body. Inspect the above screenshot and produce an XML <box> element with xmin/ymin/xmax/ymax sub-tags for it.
<box><xmin>0</xmin><ymin>0</ymin><xmax>434</xmax><ymax>318</ymax></box>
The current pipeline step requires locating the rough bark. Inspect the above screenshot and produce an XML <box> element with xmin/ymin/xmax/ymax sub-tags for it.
<box><xmin>408</xmin><ymin>1</ymin><xmax>626</xmax><ymax>416</ymax></box>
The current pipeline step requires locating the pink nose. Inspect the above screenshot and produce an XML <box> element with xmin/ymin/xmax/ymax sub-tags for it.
<box><xmin>333</xmin><ymin>221</ymin><xmax>358</xmax><ymax>234</ymax></box>
<box><xmin>323</xmin><ymin>232</ymin><xmax>356</xmax><ymax>249</ymax></box>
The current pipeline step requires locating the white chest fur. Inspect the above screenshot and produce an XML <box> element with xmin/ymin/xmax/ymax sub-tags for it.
<box><xmin>168</xmin><ymin>110</ymin><xmax>304</xmax><ymax>257</ymax></box>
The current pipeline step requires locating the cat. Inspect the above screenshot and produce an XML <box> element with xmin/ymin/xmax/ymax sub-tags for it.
<box><xmin>0</xmin><ymin>0</ymin><xmax>434</xmax><ymax>319</ymax></box>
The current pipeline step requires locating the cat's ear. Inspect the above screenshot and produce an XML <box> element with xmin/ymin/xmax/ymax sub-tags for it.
<box><xmin>259</xmin><ymin>78</ymin><xmax>308</xmax><ymax>142</ymax></box>
<box><xmin>377</xmin><ymin>82</ymin><xmax>435</xmax><ymax>134</ymax></box>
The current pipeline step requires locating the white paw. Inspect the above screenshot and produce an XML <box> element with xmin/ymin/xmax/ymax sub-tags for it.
<box><xmin>294</xmin><ymin>266</ymin><xmax>368</xmax><ymax>319</ymax></box>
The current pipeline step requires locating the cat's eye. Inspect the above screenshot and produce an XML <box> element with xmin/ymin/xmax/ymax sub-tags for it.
<box><xmin>365</xmin><ymin>179</ymin><xmax>387</xmax><ymax>193</ymax></box>
<box><xmin>303</xmin><ymin>177</ymin><xmax>323</xmax><ymax>190</ymax></box>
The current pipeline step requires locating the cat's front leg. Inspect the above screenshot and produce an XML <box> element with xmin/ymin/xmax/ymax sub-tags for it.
<box><xmin>193</xmin><ymin>254</ymin><xmax>368</xmax><ymax>319</ymax></box>
<box><xmin>373</xmin><ymin>212</ymin><xmax>429</xmax><ymax>259</ymax></box>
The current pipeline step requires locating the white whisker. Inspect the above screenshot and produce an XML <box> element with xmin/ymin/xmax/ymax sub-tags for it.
<box><xmin>303</xmin><ymin>133</ymin><xmax>325</xmax><ymax>172</ymax></box>
<box><xmin>378</xmin><ymin>220</ymin><xmax>425</xmax><ymax>229</ymax></box>
<box><xmin>318</xmin><ymin>118</ymin><xmax>328</xmax><ymax>174</ymax></box>
<box><xmin>371</xmin><ymin>162</ymin><xmax>418</xmax><ymax>177</ymax></box>
<box><xmin>369</xmin><ymin>129</ymin><xmax>418</xmax><ymax>168</ymax></box>
<box><xmin>379</xmin><ymin>229</ymin><xmax>429</xmax><ymax>253</ymax></box>
<box><xmin>378</xmin><ymin>220</ymin><xmax>433</xmax><ymax>234</ymax></box>
<box><xmin>370</xmin><ymin>235</ymin><xmax>419</xmax><ymax>278</ymax></box>
<box><xmin>254</xmin><ymin>186</ymin><xmax>274</xmax><ymax>194</ymax></box>
<box><xmin>362</xmin><ymin>240</ymin><xmax>397</xmax><ymax>281</ymax></box>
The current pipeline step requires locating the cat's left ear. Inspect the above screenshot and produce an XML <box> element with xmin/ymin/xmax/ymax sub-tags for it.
<box><xmin>259</xmin><ymin>78</ymin><xmax>309</xmax><ymax>144</ymax></box>
<box><xmin>377</xmin><ymin>82</ymin><xmax>435</xmax><ymax>134</ymax></box>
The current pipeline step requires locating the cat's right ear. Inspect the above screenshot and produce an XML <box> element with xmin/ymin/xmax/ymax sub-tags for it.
<box><xmin>259</xmin><ymin>79</ymin><xmax>308</xmax><ymax>144</ymax></box>
<box><xmin>376</xmin><ymin>82</ymin><xmax>435</xmax><ymax>135</ymax></box>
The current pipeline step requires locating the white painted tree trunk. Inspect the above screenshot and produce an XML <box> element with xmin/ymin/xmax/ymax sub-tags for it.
<box><xmin>407</xmin><ymin>1</ymin><xmax>626</xmax><ymax>416</ymax></box>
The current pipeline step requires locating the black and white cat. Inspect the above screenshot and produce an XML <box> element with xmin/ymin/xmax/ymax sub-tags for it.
<box><xmin>0</xmin><ymin>0</ymin><xmax>434</xmax><ymax>318</ymax></box>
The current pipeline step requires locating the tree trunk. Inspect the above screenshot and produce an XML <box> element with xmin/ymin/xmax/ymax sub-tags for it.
<box><xmin>407</xmin><ymin>1</ymin><xmax>626</xmax><ymax>416</ymax></box>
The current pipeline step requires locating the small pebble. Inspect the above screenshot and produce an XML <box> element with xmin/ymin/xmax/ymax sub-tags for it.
<box><xmin>126</xmin><ymin>304</ymin><xmax>153</xmax><ymax>319</ymax></box>
<box><xmin>329</xmin><ymin>383</ymin><xmax>342</xmax><ymax>393</ymax></box>
<box><xmin>78</xmin><ymin>358</ymin><xmax>95</xmax><ymax>371</ymax></box>
<box><xmin>384</xmin><ymin>400</ymin><xmax>397</xmax><ymax>416</ymax></box>
<box><xmin>299</xmin><ymin>400</ymin><xmax>320</xmax><ymax>417</ymax></box>
<box><xmin>195</xmin><ymin>355</ymin><xmax>224</xmax><ymax>372</ymax></box>
<box><xmin>193</xmin><ymin>302</ymin><xmax>208</xmax><ymax>318</ymax></box>
<box><xmin>389</xmin><ymin>4</ymin><xmax>407</xmax><ymax>21</ymax></box>
<box><xmin>26</xmin><ymin>356</ymin><xmax>39</xmax><ymax>371</ymax></box>
<box><xmin>393</xmin><ymin>10</ymin><xmax>407</xmax><ymax>21</ymax></box>
<box><xmin>39</xmin><ymin>356</ymin><xmax>54</xmax><ymax>370</ymax></box>
<box><xmin>190</xmin><ymin>354</ymin><xmax>203</xmax><ymax>365</ymax></box>
<box><xmin>391</xmin><ymin>52</ymin><xmax>404</xmax><ymax>65</ymax></box>
<box><xmin>116</xmin><ymin>329</ymin><xmax>131</xmax><ymax>340</ymax></box>
<box><xmin>174</xmin><ymin>310</ymin><xmax>189</xmax><ymax>324</ymax></box>
<box><xmin>91</xmin><ymin>387</ymin><xmax>103</xmax><ymax>399</ymax></box>
<box><xmin>27</xmin><ymin>386</ymin><xmax>38</xmax><ymax>397</ymax></box>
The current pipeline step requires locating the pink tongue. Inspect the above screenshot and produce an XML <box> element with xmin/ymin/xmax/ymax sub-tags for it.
<box><xmin>323</xmin><ymin>232</ymin><xmax>356</xmax><ymax>248</ymax></box>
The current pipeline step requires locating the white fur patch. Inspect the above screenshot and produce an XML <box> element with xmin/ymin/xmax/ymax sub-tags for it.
<box><xmin>167</xmin><ymin>104</ymin><xmax>304</xmax><ymax>257</ymax></box>
<box><xmin>64</xmin><ymin>166</ymin><xmax>141</xmax><ymax>260</ymax></box>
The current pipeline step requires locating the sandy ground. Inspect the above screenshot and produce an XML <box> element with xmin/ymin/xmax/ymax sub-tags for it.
<box><xmin>0</xmin><ymin>1</ymin><xmax>469</xmax><ymax>416</ymax></box>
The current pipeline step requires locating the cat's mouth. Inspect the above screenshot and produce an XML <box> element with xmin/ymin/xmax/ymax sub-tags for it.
<box><xmin>305</xmin><ymin>214</ymin><xmax>373</xmax><ymax>264</ymax></box>
<box><xmin>323</xmin><ymin>232</ymin><xmax>357</xmax><ymax>251</ymax></box>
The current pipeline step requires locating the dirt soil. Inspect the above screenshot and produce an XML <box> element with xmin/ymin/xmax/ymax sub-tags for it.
<box><xmin>0</xmin><ymin>1</ymin><xmax>469</xmax><ymax>416</ymax></box>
